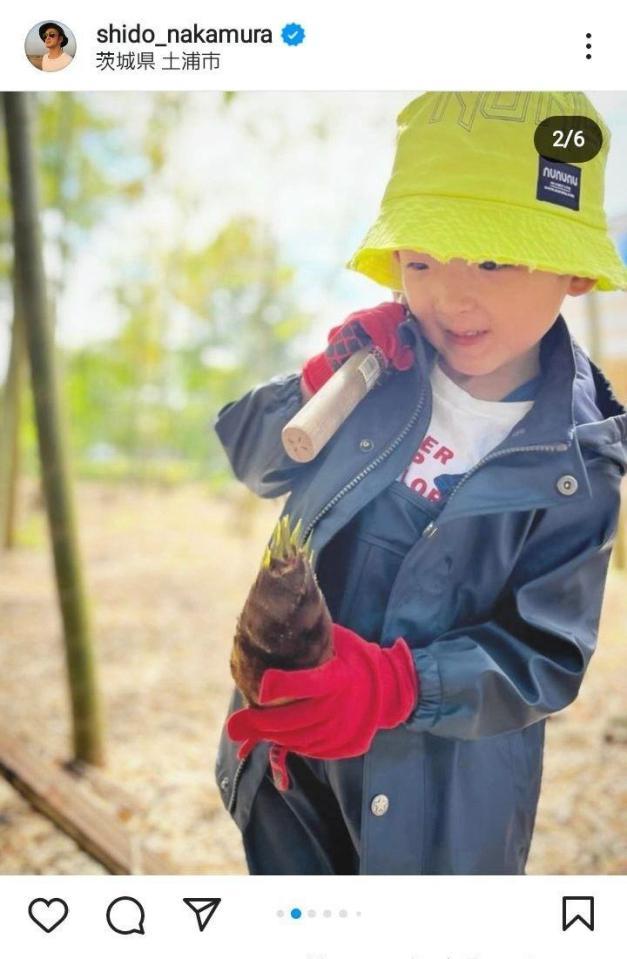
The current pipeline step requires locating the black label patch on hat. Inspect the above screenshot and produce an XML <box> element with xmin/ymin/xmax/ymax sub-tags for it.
<box><xmin>537</xmin><ymin>156</ymin><xmax>581</xmax><ymax>210</ymax></box>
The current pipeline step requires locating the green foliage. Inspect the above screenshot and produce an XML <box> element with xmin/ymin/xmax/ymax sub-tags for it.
<box><xmin>58</xmin><ymin>213</ymin><xmax>311</xmax><ymax>479</ymax></box>
<box><xmin>3</xmin><ymin>93</ymin><xmax>312</xmax><ymax>486</ymax></box>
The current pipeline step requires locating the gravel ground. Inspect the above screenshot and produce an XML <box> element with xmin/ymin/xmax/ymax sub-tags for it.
<box><xmin>0</xmin><ymin>479</ymin><xmax>625</xmax><ymax>874</ymax></box>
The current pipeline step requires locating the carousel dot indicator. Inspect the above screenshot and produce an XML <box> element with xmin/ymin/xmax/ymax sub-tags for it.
<box><xmin>290</xmin><ymin>908</ymin><xmax>302</xmax><ymax>919</ymax></box>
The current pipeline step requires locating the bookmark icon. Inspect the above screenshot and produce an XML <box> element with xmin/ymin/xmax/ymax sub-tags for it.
<box><xmin>562</xmin><ymin>896</ymin><xmax>594</xmax><ymax>931</ymax></box>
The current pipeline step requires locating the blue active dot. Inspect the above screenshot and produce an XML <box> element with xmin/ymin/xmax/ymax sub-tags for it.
<box><xmin>290</xmin><ymin>908</ymin><xmax>302</xmax><ymax>919</ymax></box>
<box><xmin>281</xmin><ymin>23</ymin><xmax>305</xmax><ymax>46</ymax></box>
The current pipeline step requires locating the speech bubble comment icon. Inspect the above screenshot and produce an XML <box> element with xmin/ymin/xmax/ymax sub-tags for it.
<box><xmin>106</xmin><ymin>896</ymin><xmax>146</xmax><ymax>935</ymax></box>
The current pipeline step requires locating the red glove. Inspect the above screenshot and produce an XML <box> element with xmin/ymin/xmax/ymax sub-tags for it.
<box><xmin>301</xmin><ymin>301</ymin><xmax>415</xmax><ymax>396</ymax></box>
<box><xmin>227</xmin><ymin>624</ymin><xmax>419</xmax><ymax>791</ymax></box>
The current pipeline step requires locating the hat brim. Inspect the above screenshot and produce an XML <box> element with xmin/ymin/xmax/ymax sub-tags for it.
<box><xmin>347</xmin><ymin>194</ymin><xmax>627</xmax><ymax>293</ymax></box>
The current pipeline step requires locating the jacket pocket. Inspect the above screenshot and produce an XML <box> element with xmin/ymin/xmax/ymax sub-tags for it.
<box><xmin>337</xmin><ymin>540</ymin><xmax>408</xmax><ymax>643</ymax></box>
<box><xmin>421</xmin><ymin>733</ymin><xmax>527</xmax><ymax>874</ymax></box>
<box><xmin>509</xmin><ymin>723</ymin><xmax>545</xmax><ymax>798</ymax></box>
<box><xmin>215</xmin><ymin>688</ymin><xmax>270</xmax><ymax>832</ymax></box>
<box><xmin>215</xmin><ymin>688</ymin><xmax>249</xmax><ymax>818</ymax></box>
<box><xmin>506</xmin><ymin>723</ymin><xmax>546</xmax><ymax>862</ymax></box>
<box><xmin>215</xmin><ymin>699</ymin><xmax>243</xmax><ymax>814</ymax></box>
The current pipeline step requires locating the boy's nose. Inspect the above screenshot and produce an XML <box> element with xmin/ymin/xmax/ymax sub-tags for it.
<box><xmin>433</xmin><ymin>286</ymin><xmax>479</xmax><ymax>321</ymax></box>
<box><xmin>430</xmin><ymin>260</ymin><xmax>481</xmax><ymax>317</ymax></box>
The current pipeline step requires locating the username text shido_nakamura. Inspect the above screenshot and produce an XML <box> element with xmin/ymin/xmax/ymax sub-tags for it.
<box><xmin>96</xmin><ymin>24</ymin><xmax>273</xmax><ymax>44</ymax></box>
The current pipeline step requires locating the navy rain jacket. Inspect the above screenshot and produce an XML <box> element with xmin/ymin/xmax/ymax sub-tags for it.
<box><xmin>213</xmin><ymin>313</ymin><xmax>627</xmax><ymax>874</ymax></box>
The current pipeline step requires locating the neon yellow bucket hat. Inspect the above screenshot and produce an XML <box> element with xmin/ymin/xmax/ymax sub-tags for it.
<box><xmin>347</xmin><ymin>91</ymin><xmax>627</xmax><ymax>292</ymax></box>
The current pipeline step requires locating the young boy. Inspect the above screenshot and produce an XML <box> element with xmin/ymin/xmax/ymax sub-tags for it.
<box><xmin>214</xmin><ymin>91</ymin><xmax>627</xmax><ymax>875</ymax></box>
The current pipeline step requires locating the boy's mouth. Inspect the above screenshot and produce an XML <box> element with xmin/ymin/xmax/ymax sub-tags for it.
<box><xmin>445</xmin><ymin>329</ymin><xmax>489</xmax><ymax>347</ymax></box>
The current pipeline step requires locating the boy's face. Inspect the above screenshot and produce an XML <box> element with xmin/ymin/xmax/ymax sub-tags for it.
<box><xmin>395</xmin><ymin>250</ymin><xmax>595</xmax><ymax>396</ymax></box>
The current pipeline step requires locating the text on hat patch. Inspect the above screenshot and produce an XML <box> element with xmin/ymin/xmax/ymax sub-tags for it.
<box><xmin>537</xmin><ymin>157</ymin><xmax>581</xmax><ymax>211</ymax></box>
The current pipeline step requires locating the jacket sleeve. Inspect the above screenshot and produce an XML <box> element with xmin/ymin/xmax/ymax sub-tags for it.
<box><xmin>214</xmin><ymin>372</ymin><xmax>309</xmax><ymax>498</ymax></box>
<box><xmin>405</xmin><ymin>458</ymin><xmax>623</xmax><ymax>740</ymax></box>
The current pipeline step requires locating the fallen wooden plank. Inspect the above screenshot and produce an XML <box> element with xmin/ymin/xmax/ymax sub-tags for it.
<box><xmin>63</xmin><ymin>758</ymin><xmax>146</xmax><ymax>823</ymax></box>
<box><xmin>0</xmin><ymin>733</ymin><xmax>177</xmax><ymax>874</ymax></box>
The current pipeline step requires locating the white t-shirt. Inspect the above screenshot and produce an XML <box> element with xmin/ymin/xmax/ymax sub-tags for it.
<box><xmin>398</xmin><ymin>360</ymin><xmax>536</xmax><ymax>504</ymax></box>
<box><xmin>42</xmin><ymin>52</ymin><xmax>73</xmax><ymax>71</ymax></box>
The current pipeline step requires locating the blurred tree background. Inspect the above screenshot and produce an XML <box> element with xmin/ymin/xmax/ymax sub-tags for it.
<box><xmin>1</xmin><ymin>92</ymin><xmax>315</xmax><ymax>496</ymax></box>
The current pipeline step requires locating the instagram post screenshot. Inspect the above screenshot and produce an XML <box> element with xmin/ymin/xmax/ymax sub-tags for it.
<box><xmin>0</xmin><ymin>2</ymin><xmax>626</xmax><ymax>957</ymax></box>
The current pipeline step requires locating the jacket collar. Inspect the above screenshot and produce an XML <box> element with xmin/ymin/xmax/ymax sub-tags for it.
<box><xmin>305</xmin><ymin>311</ymin><xmax>626</xmax><ymax>550</ymax></box>
<box><xmin>571</xmin><ymin>343</ymin><xmax>627</xmax><ymax>474</ymax></box>
<box><xmin>413</xmin><ymin>313</ymin><xmax>574</xmax><ymax>441</ymax></box>
<box><xmin>412</xmin><ymin>311</ymin><xmax>626</xmax><ymax>464</ymax></box>
<box><xmin>405</xmin><ymin>311</ymin><xmax>627</xmax><ymax>520</ymax></box>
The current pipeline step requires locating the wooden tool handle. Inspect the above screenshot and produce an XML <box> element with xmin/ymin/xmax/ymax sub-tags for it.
<box><xmin>281</xmin><ymin>348</ymin><xmax>386</xmax><ymax>463</ymax></box>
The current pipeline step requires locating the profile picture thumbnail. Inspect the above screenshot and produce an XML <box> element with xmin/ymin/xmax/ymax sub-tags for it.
<box><xmin>25</xmin><ymin>21</ymin><xmax>76</xmax><ymax>72</ymax></box>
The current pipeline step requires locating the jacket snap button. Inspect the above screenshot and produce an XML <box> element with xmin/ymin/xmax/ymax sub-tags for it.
<box><xmin>370</xmin><ymin>794</ymin><xmax>389</xmax><ymax>816</ymax></box>
<box><xmin>556</xmin><ymin>474</ymin><xmax>578</xmax><ymax>496</ymax></box>
<box><xmin>359</xmin><ymin>438</ymin><xmax>373</xmax><ymax>452</ymax></box>
<box><xmin>219</xmin><ymin>777</ymin><xmax>230</xmax><ymax>792</ymax></box>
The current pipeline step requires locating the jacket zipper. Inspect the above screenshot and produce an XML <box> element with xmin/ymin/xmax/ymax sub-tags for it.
<box><xmin>228</xmin><ymin>754</ymin><xmax>247</xmax><ymax>814</ymax></box>
<box><xmin>420</xmin><ymin>440</ymin><xmax>571</xmax><ymax>538</ymax></box>
<box><xmin>227</xmin><ymin>377</ymin><xmax>430</xmax><ymax>811</ymax></box>
<box><xmin>302</xmin><ymin>378</ymin><xmax>430</xmax><ymax>541</ymax></box>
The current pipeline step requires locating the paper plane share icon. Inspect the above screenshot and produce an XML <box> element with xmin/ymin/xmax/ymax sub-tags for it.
<box><xmin>183</xmin><ymin>898</ymin><xmax>221</xmax><ymax>932</ymax></box>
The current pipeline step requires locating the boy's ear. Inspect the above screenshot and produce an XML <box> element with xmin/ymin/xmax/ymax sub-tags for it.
<box><xmin>567</xmin><ymin>275</ymin><xmax>597</xmax><ymax>296</ymax></box>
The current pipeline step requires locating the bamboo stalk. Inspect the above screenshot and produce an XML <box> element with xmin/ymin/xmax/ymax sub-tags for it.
<box><xmin>0</xmin><ymin>287</ymin><xmax>25</xmax><ymax>549</ymax></box>
<box><xmin>2</xmin><ymin>92</ymin><xmax>105</xmax><ymax>765</ymax></box>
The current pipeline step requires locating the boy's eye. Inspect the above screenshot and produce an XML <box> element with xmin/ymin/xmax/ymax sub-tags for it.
<box><xmin>405</xmin><ymin>260</ymin><xmax>513</xmax><ymax>272</ymax></box>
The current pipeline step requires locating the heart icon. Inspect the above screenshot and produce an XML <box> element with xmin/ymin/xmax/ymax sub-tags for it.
<box><xmin>28</xmin><ymin>898</ymin><xmax>69</xmax><ymax>933</ymax></box>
